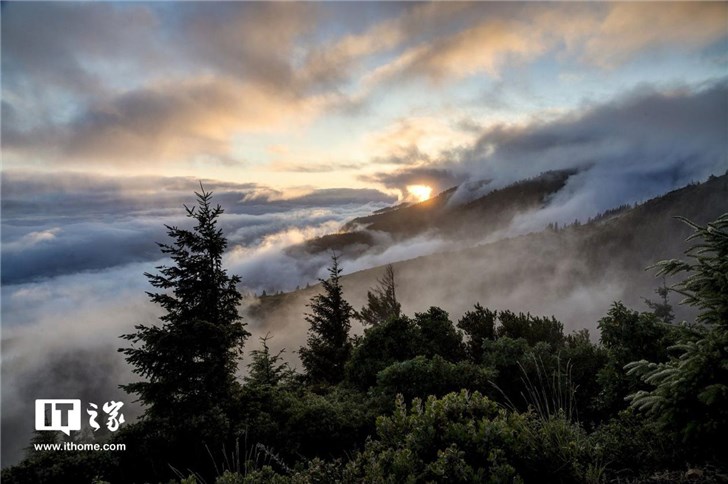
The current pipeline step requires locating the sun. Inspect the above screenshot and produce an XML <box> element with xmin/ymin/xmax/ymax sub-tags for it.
<box><xmin>406</xmin><ymin>184</ymin><xmax>433</xmax><ymax>203</ymax></box>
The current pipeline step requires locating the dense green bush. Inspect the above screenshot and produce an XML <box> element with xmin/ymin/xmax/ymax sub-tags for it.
<box><xmin>375</xmin><ymin>355</ymin><xmax>495</xmax><ymax>401</ymax></box>
<box><xmin>345</xmin><ymin>390</ymin><xmax>597</xmax><ymax>483</ymax></box>
<box><xmin>595</xmin><ymin>302</ymin><xmax>677</xmax><ymax>417</ymax></box>
<box><xmin>346</xmin><ymin>316</ymin><xmax>420</xmax><ymax>390</ymax></box>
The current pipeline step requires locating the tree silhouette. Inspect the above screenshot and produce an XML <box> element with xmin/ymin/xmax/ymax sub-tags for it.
<box><xmin>120</xmin><ymin>185</ymin><xmax>249</xmax><ymax>433</ymax></box>
<box><xmin>643</xmin><ymin>277</ymin><xmax>674</xmax><ymax>324</ymax></box>
<box><xmin>299</xmin><ymin>252</ymin><xmax>353</xmax><ymax>385</ymax></box>
<box><xmin>627</xmin><ymin>214</ymin><xmax>728</xmax><ymax>457</ymax></box>
<box><xmin>457</xmin><ymin>303</ymin><xmax>496</xmax><ymax>361</ymax></box>
<box><xmin>355</xmin><ymin>264</ymin><xmax>401</xmax><ymax>326</ymax></box>
<box><xmin>246</xmin><ymin>333</ymin><xmax>292</xmax><ymax>387</ymax></box>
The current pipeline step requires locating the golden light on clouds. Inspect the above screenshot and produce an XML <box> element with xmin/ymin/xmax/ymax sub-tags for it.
<box><xmin>3</xmin><ymin>1</ymin><xmax>726</xmax><ymax>190</ymax></box>
<box><xmin>407</xmin><ymin>184</ymin><xmax>433</xmax><ymax>202</ymax></box>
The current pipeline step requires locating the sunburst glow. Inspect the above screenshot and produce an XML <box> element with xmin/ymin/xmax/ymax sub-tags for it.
<box><xmin>407</xmin><ymin>184</ymin><xmax>433</xmax><ymax>202</ymax></box>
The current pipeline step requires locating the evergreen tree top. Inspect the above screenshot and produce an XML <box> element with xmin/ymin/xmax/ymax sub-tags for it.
<box><xmin>120</xmin><ymin>184</ymin><xmax>249</xmax><ymax>423</ymax></box>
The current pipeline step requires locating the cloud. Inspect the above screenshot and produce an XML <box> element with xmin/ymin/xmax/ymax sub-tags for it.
<box><xmin>360</xmin><ymin>167</ymin><xmax>466</xmax><ymax>199</ymax></box>
<box><xmin>441</xmin><ymin>80</ymin><xmax>728</xmax><ymax>233</ymax></box>
<box><xmin>269</xmin><ymin>162</ymin><xmax>365</xmax><ymax>173</ymax></box>
<box><xmin>175</xmin><ymin>3</ymin><xmax>316</xmax><ymax>91</ymax></box>
<box><xmin>6</xmin><ymin>79</ymin><xmax>723</xmax><ymax>285</ymax></box>
<box><xmin>366</xmin><ymin>116</ymin><xmax>475</xmax><ymax>164</ymax></box>
<box><xmin>3</xmin><ymin>2</ymin><xmax>726</xmax><ymax>171</ymax></box>
<box><xmin>288</xmin><ymin>188</ymin><xmax>396</xmax><ymax>206</ymax></box>
<box><xmin>355</xmin><ymin>79</ymin><xmax>727</xmax><ymax>232</ymax></box>
<box><xmin>3</xmin><ymin>1</ymin><xmax>727</xmax><ymax>469</ymax></box>
<box><xmin>367</xmin><ymin>19</ymin><xmax>543</xmax><ymax>86</ymax></box>
<box><xmin>4</xmin><ymin>228</ymin><xmax>61</xmax><ymax>250</ymax></box>
<box><xmin>1</xmin><ymin>262</ymin><xmax>156</xmax><ymax>464</ymax></box>
<box><xmin>582</xmin><ymin>3</ymin><xmax>728</xmax><ymax>68</ymax></box>
<box><xmin>1</xmin><ymin>2</ymin><xmax>162</xmax><ymax>95</ymax></box>
<box><xmin>1</xmin><ymin>3</ymin><xmax>323</xmax><ymax>168</ymax></box>
<box><xmin>1</xmin><ymin>172</ymin><xmax>395</xmax><ymax>284</ymax></box>
<box><xmin>4</xmin><ymin>76</ymin><xmax>331</xmax><ymax>167</ymax></box>
<box><xmin>0</xmin><ymin>171</ymin><xmax>395</xmax><ymax>463</ymax></box>
<box><xmin>357</xmin><ymin>3</ymin><xmax>727</xmax><ymax>91</ymax></box>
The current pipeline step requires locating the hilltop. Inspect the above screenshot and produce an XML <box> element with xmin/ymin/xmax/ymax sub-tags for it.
<box><xmin>248</xmin><ymin>173</ymin><xmax>728</xmax><ymax>348</ymax></box>
<box><xmin>289</xmin><ymin>169</ymin><xmax>577</xmax><ymax>257</ymax></box>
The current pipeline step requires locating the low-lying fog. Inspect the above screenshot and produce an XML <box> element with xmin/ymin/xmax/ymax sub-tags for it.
<box><xmin>3</xmin><ymin>80</ymin><xmax>726</xmax><ymax>465</ymax></box>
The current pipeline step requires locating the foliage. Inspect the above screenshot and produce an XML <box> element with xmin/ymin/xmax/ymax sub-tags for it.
<box><xmin>345</xmin><ymin>390</ymin><xmax>595</xmax><ymax>483</ymax></box>
<box><xmin>627</xmin><ymin>214</ymin><xmax>728</xmax><ymax>463</ymax></box>
<box><xmin>560</xmin><ymin>330</ymin><xmax>608</xmax><ymax>424</ymax></box>
<box><xmin>245</xmin><ymin>334</ymin><xmax>293</xmax><ymax>387</ymax></box>
<box><xmin>375</xmin><ymin>355</ymin><xmax>495</xmax><ymax>401</ymax></box>
<box><xmin>234</xmin><ymin>384</ymin><xmax>374</xmax><ymax>464</ymax></box>
<box><xmin>457</xmin><ymin>303</ymin><xmax>496</xmax><ymax>362</ymax></box>
<box><xmin>346</xmin><ymin>316</ymin><xmax>420</xmax><ymax>390</ymax></box>
<box><xmin>481</xmin><ymin>337</ymin><xmax>555</xmax><ymax>413</ymax></box>
<box><xmin>496</xmin><ymin>310</ymin><xmax>564</xmax><ymax>348</ymax></box>
<box><xmin>299</xmin><ymin>253</ymin><xmax>354</xmax><ymax>385</ymax></box>
<box><xmin>653</xmin><ymin>214</ymin><xmax>728</xmax><ymax>326</ymax></box>
<box><xmin>112</xmin><ymin>187</ymin><xmax>249</xmax><ymax>480</ymax></box>
<box><xmin>0</xmin><ymin>448</ymin><xmax>117</xmax><ymax>484</ymax></box>
<box><xmin>355</xmin><ymin>264</ymin><xmax>401</xmax><ymax>326</ymax></box>
<box><xmin>590</xmin><ymin>409</ymin><xmax>677</xmax><ymax>480</ymax></box>
<box><xmin>643</xmin><ymin>277</ymin><xmax>675</xmax><ymax>324</ymax></box>
<box><xmin>413</xmin><ymin>306</ymin><xmax>465</xmax><ymax>361</ymax></box>
<box><xmin>119</xmin><ymin>186</ymin><xmax>249</xmax><ymax>427</ymax></box>
<box><xmin>345</xmin><ymin>391</ymin><xmax>519</xmax><ymax>483</ymax></box>
<box><xmin>7</xmin><ymin>191</ymin><xmax>726</xmax><ymax>482</ymax></box>
<box><xmin>595</xmin><ymin>302</ymin><xmax>676</xmax><ymax>416</ymax></box>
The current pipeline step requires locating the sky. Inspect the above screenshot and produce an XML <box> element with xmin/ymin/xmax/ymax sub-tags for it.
<box><xmin>2</xmin><ymin>1</ymin><xmax>728</xmax><ymax>466</ymax></box>
<box><xmin>3</xmin><ymin>2</ymin><xmax>727</xmax><ymax>198</ymax></box>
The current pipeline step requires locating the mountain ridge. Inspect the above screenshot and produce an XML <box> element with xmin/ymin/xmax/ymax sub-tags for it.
<box><xmin>247</xmin><ymin>172</ymin><xmax>728</xmax><ymax>353</ymax></box>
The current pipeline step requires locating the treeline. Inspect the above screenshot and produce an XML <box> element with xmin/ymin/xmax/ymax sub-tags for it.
<box><xmin>3</xmin><ymin>190</ymin><xmax>726</xmax><ymax>484</ymax></box>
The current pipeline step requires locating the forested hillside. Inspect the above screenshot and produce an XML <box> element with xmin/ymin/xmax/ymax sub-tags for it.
<box><xmin>4</xmin><ymin>176</ymin><xmax>727</xmax><ymax>484</ymax></box>
<box><xmin>253</xmin><ymin>173</ymin><xmax>728</xmax><ymax>346</ymax></box>
<box><xmin>293</xmin><ymin>169</ymin><xmax>576</xmax><ymax>257</ymax></box>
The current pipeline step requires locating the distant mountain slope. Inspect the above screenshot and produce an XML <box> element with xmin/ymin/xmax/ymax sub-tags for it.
<box><xmin>293</xmin><ymin>169</ymin><xmax>576</xmax><ymax>256</ymax></box>
<box><xmin>246</xmin><ymin>173</ymin><xmax>728</xmax><ymax>362</ymax></box>
<box><xmin>348</xmin><ymin>169</ymin><xmax>575</xmax><ymax>237</ymax></box>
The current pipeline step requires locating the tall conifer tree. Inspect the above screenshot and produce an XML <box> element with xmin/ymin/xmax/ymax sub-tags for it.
<box><xmin>299</xmin><ymin>253</ymin><xmax>353</xmax><ymax>384</ymax></box>
<box><xmin>356</xmin><ymin>264</ymin><xmax>401</xmax><ymax>326</ymax></box>
<box><xmin>120</xmin><ymin>185</ymin><xmax>249</xmax><ymax>430</ymax></box>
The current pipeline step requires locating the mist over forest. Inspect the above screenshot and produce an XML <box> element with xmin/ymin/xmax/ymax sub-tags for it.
<box><xmin>3</xmin><ymin>168</ymin><xmax>726</xmax><ymax>468</ymax></box>
<box><xmin>2</xmin><ymin>1</ymin><xmax>728</xmax><ymax>482</ymax></box>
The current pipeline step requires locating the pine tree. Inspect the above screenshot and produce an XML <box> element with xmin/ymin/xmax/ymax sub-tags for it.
<box><xmin>643</xmin><ymin>277</ymin><xmax>674</xmax><ymax>324</ymax></box>
<box><xmin>245</xmin><ymin>333</ymin><xmax>292</xmax><ymax>387</ymax></box>
<box><xmin>299</xmin><ymin>253</ymin><xmax>353</xmax><ymax>385</ymax></box>
<box><xmin>355</xmin><ymin>264</ymin><xmax>401</xmax><ymax>326</ymax></box>
<box><xmin>627</xmin><ymin>214</ymin><xmax>728</xmax><ymax>458</ymax></box>
<box><xmin>120</xmin><ymin>185</ymin><xmax>249</xmax><ymax>431</ymax></box>
<box><xmin>457</xmin><ymin>303</ymin><xmax>496</xmax><ymax>361</ymax></box>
